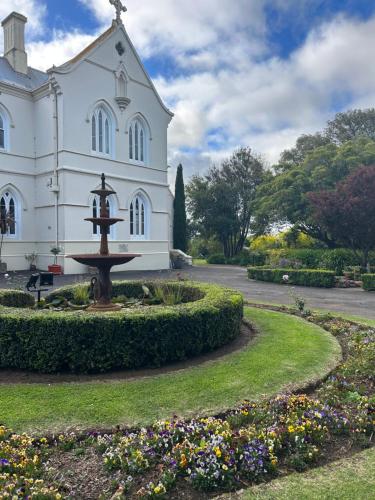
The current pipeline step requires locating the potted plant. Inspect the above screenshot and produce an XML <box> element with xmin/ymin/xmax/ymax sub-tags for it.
<box><xmin>48</xmin><ymin>246</ymin><xmax>63</xmax><ymax>274</ymax></box>
<box><xmin>0</xmin><ymin>208</ymin><xmax>15</xmax><ymax>273</ymax></box>
<box><xmin>25</xmin><ymin>252</ymin><xmax>38</xmax><ymax>271</ymax></box>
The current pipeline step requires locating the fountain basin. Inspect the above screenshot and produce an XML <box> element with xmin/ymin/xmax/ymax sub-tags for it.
<box><xmin>85</xmin><ymin>217</ymin><xmax>124</xmax><ymax>227</ymax></box>
<box><xmin>67</xmin><ymin>253</ymin><xmax>140</xmax><ymax>268</ymax></box>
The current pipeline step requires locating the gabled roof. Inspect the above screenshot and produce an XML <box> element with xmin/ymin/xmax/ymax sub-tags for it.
<box><xmin>0</xmin><ymin>56</ymin><xmax>48</xmax><ymax>91</ymax></box>
<box><xmin>49</xmin><ymin>21</ymin><xmax>173</xmax><ymax>118</ymax></box>
<box><xmin>54</xmin><ymin>24</ymin><xmax>116</xmax><ymax>70</ymax></box>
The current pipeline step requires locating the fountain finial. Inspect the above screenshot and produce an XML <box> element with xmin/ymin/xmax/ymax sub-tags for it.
<box><xmin>101</xmin><ymin>173</ymin><xmax>106</xmax><ymax>190</ymax></box>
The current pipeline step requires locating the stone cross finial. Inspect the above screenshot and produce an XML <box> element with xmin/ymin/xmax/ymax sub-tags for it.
<box><xmin>109</xmin><ymin>0</ymin><xmax>127</xmax><ymax>23</ymax></box>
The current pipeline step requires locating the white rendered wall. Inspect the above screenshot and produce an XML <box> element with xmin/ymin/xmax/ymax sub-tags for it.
<box><xmin>0</xmin><ymin>23</ymin><xmax>173</xmax><ymax>273</ymax></box>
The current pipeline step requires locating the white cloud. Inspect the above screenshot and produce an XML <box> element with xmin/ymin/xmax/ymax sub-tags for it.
<box><xmin>28</xmin><ymin>30</ymin><xmax>98</xmax><ymax>71</ymax></box>
<box><xmin>155</xmin><ymin>13</ymin><xmax>375</xmax><ymax>172</ymax></box>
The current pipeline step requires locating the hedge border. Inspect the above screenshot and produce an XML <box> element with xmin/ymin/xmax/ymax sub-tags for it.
<box><xmin>0</xmin><ymin>281</ymin><xmax>243</xmax><ymax>374</ymax></box>
<box><xmin>247</xmin><ymin>267</ymin><xmax>335</xmax><ymax>288</ymax></box>
<box><xmin>361</xmin><ymin>274</ymin><xmax>375</xmax><ymax>291</ymax></box>
<box><xmin>0</xmin><ymin>289</ymin><xmax>35</xmax><ymax>308</ymax></box>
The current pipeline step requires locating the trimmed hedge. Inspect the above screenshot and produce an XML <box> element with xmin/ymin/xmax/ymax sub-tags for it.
<box><xmin>0</xmin><ymin>290</ymin><xmax>35</xmax><ymax>308</ymax></box>
<box><xmin>247</xmin><ymin>267</ymin><xmax>335</xmax><ymax>288</ymax></box>
<box><xmin>207</xmin><ymin>251</ymin><xmax>266</xmax><ymax>267</ymax></box>
<box><xmin>0</xmin><ymin>281</ymin><xmax>243</xmax><ymax>374</ymax></box>
<box><xmin>361</xmin><ymin>274</ymin><xmax>375</xmax><ymax>291</ymax></box>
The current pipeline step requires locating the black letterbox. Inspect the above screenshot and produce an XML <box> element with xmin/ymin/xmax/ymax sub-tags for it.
<box><xmin>40</xmin><ymin>272</ymin><xmax>54</xmax><ymax>287</ymax></box>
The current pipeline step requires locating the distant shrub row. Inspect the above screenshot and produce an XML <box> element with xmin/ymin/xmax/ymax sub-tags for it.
<box><xmin>206</xmin><ymin>248</ymin><xmax>375</xmax><ymax>275</ymax></box>
<box><xmin>207</xmin><ymin>251</ymin><xmax>266</xmax><ymax>267</ymax></box>
<box><xmin>247</xmin><ymin>267</ymin><xmax>336</xmax><ymax>288</ymax></box>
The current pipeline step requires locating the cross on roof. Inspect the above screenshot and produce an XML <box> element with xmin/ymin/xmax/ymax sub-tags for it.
<box><xmin>109</xmin><ymin>0</ymin><xmax>127</xmax><ymax>23</ymax></box>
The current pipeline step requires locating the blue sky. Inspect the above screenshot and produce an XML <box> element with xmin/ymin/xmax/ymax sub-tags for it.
<box><xmin>1</xmin><ymin>0</ymin><xmax>375</xmax><ymax>175</ymax></box>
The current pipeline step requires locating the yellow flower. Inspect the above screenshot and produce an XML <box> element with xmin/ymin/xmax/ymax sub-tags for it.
<box><xmin>214</xmin><ymin>447</ymin><xmax>222</xmax><ymax>458</ymax></box>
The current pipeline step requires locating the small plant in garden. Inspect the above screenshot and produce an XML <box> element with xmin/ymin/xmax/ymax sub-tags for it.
<box><xmin>50</xmin><ymin>245</ymin><xmax>62</xmax><ymax>264</ymax></box>
<box><xmin>288</xmin><ymin>288</ymin><xmax>311</xmax><ymax>316</ymax></box>
<box><xmin>25</xmin><ymin>251</ymin><xmax>38</xmax><ymax>270</ymax></box>
<box><xmin>153</xmin><ymin>283</ymin><xmax>183</xmax><ymax>305</ymax></box>
<box><xmin>71</xmin><ymin>285</ymin><xmax>90</xmax><ymax>305</ymax></box>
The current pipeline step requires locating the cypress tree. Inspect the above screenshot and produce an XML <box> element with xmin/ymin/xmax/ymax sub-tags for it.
<box><xmin>173</xmin><ymin>164</ymin><xmax>187</xmax><ymax>252</ymax></box>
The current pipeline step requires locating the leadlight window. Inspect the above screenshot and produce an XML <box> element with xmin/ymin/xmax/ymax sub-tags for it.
<box><xmin>129</xmin><ymin>118</ymin><xmax>146</xmax><ymax>164</ymax></box>
<box><xmin>91</xmin><ymin>106</ymin><xmax>112</xmax><ymax>155</ymax></box>
<box><xmin>130</xmin><ymin>194</ymin><xmax>147</xmax><ymax>238</ymax></box>
<box><xmin>0</xmin><ymin>191</ymin><xmax>17</xmax><ymax>236</ymax></box>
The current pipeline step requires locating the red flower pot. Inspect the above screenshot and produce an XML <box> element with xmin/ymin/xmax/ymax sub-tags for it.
<box><xmin>48</xmin><ymin>264</ymin><xmax>63</xmax><ymax>275</ymax></box>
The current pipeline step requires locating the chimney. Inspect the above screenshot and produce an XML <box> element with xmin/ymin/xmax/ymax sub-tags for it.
<box><xmin>2</xmin><ymin>12</ymin><xmax>28</xmax><ymax>75</ymax></box>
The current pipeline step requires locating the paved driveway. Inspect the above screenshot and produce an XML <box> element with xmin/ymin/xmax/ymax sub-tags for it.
<box><xmin>1</xmin><ymin>265</ymin><xmax>375</xmax><ymax>319</ymax></box>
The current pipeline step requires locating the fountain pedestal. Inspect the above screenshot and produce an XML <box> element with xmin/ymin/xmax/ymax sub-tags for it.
<box><xmin>67</xmin><ymin>173</ymin><xmax>140</xmax><ymax>312</ymax></box>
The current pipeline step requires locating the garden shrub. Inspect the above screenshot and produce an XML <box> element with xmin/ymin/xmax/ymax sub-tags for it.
<box><xmin>247</xmin><ymin>267</ymin><xmax>335</xmax><ymax>288</ymax></box>
<box><xmin>207</xmin><ymin>251</ymin><xmax>266</xmax><ymax>267</ymax></box>
<box><xmin>318</xmin><ymin>248</ymin><xmax>361</xmax><ymax>275</ymax></box>
<box><xmin>0</xmin><ymin>281</ymin><xmax>243</xmax><ymax>374</ymax></box>
<box><xmin>267</xmin><ymin>249</ymin><xmax>324</xmax><ymax>269</ymax></box>
<box><xmin>207</xmin><ymin>253</ymin><xmax>227</xmax><ymax>264</ymax></box>
<box><xmin>266</xmin><ymin>248</ymin><xmax>370</xmax><ymax>275</ymax></box>
<box><xmin>361</xmin><ymin>274</ymin><xmax>375</xmax><ymax>291</ymax></box>
<box><xmin>0</xmin><ymin>289</ymin><xmax>34</xmax><ymax>308</ymax></box>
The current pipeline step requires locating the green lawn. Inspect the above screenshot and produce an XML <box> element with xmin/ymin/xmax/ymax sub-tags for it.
<box><xmin>0</xmin><ymin>308</ymin><xmax>340</xmax><ymax>433</ymax></box>
<box><xmin>236</xmin><ymin>447</ymin><xmax>375</xmax><ymax>500</ymax></box>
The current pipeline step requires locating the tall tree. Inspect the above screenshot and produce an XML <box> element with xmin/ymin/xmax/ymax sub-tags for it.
<box><xmin>254</xmin><ymin>137</ymin><xmax>375</xmax><ymax>246</ymax></box>
<box><xmin>187</xmin><ymin>147</ymin><xmax>266</xmax><ymax>258</ymax></box>
<box><xmin>325</xmin><ymin>109</ymin><xmax>375</xmax><ymax>144</ymax></box>
<box><xmin>308</xmin><ymin>166</ymin><xmax>375</xmax><ymax>270</ymax></box>
<box><xmin>173</xmin><ymin>164</ymin><xmax>188</xmax><ymax>252</ymax></box>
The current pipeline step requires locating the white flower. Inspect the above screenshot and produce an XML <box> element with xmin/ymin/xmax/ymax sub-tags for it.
<box><xmin>4</xmin><ymin>273</ymin><xmax>9</xmax><ymax>278</ymax></box>
<box><xmin>282</xmin><ymin>274</ymin><xmax>289</xmax><ymax>282</ymax></box>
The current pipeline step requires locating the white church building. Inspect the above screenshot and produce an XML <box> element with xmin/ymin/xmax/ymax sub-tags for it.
<box><xmin>0</xmin><ymin>2</ymin><xmax>175</xmax><ymax>274</ymax></box>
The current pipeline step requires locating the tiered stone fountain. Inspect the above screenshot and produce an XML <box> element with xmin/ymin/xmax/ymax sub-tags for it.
<box><xmin>68</xmin><ymin>173</ymin><xmax>140</xmax><ymax>312</ymax></box>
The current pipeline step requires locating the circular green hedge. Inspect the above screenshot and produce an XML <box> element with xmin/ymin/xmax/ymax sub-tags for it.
<box><xmin>0</xmin><ymin>281</ymin><xmax>243</xmax><ymax>374</ymax></box>
<box><xmin>0</xmin><ymin>289</ymin><xmax>35</xmax><ymax>308</ymax></box>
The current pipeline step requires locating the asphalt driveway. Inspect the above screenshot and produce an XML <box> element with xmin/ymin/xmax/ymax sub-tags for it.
<box><xmin>2</xmin><ymin>264</ymin><xmax>374</xmax><ymax>319</ymax></box>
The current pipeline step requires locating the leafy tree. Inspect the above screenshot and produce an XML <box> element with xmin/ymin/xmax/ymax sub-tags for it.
<box><xmin>255</xmin><ymin>137</ymin><xmax>375</xmax><ymax>246</ymax></box>
<box><xmin>187</xmin><ymin>148</ymin><xmax>266</xmax><ymax>258</ymax></box>
<box><xmin>308</xmin><ymin>166</ymin><xmax>375</xmax><ymax>270</ymax></box>
<box><xmin>277</xmin><ymin>133</ymin><xmax>331</xmax><ymax>171</ymax></box>
<box><xmin>173</xmin><ymin>164</ymin><xmax>188</xmax><ymax>252</ymax></box>
<box><xmin>325</xmin><ymin>109</ymin><xmax>375</xmax><ymax>144</ymax></box>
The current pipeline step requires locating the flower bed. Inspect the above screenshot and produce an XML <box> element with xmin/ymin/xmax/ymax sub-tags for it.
<box><xmin>0</xmin><ymin>311</ymin><xmax>373</xmax><ymax>498</ymax></box>
<box><xmin>0</xmin><ymin>281</ymin><xmax>243</xmax><ymax>374</ymax></box>
<box><xmin>247</xmin><ymin>267</ymin><xmax>336</xmax><ymax>288</ymax></box>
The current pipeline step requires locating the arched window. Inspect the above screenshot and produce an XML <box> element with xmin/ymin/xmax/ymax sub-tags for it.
<box><xmin>128</xmin><ymin>117</ymin><xmax>147</xmax><ymax>164</ymax></box>
<box><xmin>92</xmin><ymin>196</ymin><xmax>114</xmax><ymax>238</ymax></box>
<box><xmin>91</xmin><ymin>106</ymin><xmax>112</xmax><ymax>156</ymax></box>
<box><xmin>0</xmin><ymin>190</ymin><xmax>18</xmax><ymax>237</ymax></box>
<box><xmin>0</xmin><ymin>113</ymin><xmax>6</xmax><ymax>150</ymax></box>
<box><xmin>130</xmin><ymin>193</ymin><xmax>148</xmax><ymax>239</ymax></box>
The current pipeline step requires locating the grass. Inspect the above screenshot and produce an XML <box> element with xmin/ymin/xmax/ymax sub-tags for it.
<box><xmin>236</xmin><ymin>447</ymin><xmax>375</xmax><ymax>499</ymax></box>
<box><xmin>0</xmin><ymin>307</ymin><xmax>341</xmax><ymax>433</ymax></box>
<box><xmin>192</xmin><ymin>258</ymin><xmax>208</xmax><ymax>266</ymax></box>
